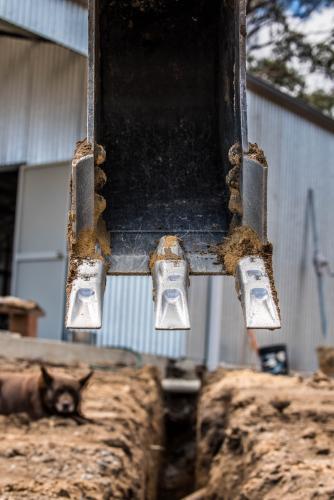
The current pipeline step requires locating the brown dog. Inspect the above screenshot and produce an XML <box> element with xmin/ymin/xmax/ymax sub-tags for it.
<box><xmin>0</xmin><ymin>366</ymin><xmax>93</xmax><ymax>422</ymax></box>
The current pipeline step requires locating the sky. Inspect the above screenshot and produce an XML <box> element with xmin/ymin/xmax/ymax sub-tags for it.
<box><xmin>248</xmin><ymin>5</ymin><xmax>334</xmax><ymax>93</ymax></box>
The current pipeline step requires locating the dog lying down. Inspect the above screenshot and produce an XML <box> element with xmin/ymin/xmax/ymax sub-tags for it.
<box><xmin>0</xmin><ymin>366</ymin><xmax>93</xmax><ymax>424</ymax></box>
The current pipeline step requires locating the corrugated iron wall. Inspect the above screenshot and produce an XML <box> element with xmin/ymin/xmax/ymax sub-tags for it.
<box><xmin>97</xmin><ymin>276</ymin><xmax>187</xmax><ymax>358</ymax></box>
<box><xmin>218</xmin><ymin>92</ymin><xmax>334</xmax><ymax>371</ymax></box>
<box><xmin>97</xmin><ymin>276</ymin><xmax>209</xmax><ymax>360</ymax></box>
<box><xmin>0</xmin><ymin>36</ymin><xmax>86</xmax><ymax>165</ymax></box>
<box><xmin>0</xmin><ymin>0</ymin><xmax>87</xmax><ymax>54</ymax></box>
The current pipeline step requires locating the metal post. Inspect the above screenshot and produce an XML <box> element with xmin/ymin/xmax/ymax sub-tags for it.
<box><xmin>307</xmin><ymin>189</ymin><xmax>328</xmax><ymax>338</ymax></box>
<box><xmin>206</xmin><ymin>276</ymin><xmax>224</xmax><ymax>371</ymax></box>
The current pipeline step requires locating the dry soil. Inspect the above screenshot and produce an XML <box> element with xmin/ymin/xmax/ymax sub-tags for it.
<box><xmin>195</xmin><ymin>369</ymin><xmax>334</xmax><ymax>500</ymax></box>
<box><xmin>0</xmin><ymin>359</ymin><xmax>163</xmax><ymax>500</ymax></box>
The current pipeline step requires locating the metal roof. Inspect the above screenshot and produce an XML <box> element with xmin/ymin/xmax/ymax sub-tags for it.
<box><xmin>0</xmin><ymin>0</ymin><xmax>87</xmax><ymax>55</ymax></box>
<box><xmin>0</xmin><ymin>36</ymin><xmax>86</xmax><ymax>166</ymax></box>
<box><xmin>248</xmin><ymin>74</ymin><xmax>334</xmax><ymax>135</ymax></box>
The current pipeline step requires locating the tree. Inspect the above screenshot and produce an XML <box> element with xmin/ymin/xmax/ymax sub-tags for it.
<box><xmin>247</xmin><ymin>0</ymin><xmax>334</xmax><ymax>117</ymax></box>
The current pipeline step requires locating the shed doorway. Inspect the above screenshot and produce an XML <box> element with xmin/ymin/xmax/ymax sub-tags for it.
<box><xmin>0</xmin><ymin>167</ymin><xmax>19</xmax><ymax>328</ymax></box>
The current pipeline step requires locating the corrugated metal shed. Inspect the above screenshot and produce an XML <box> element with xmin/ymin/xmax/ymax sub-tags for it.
<box><xmin>97</xmin><ymin>276</ymin><xmax>209</xmax><ymax>360</ymax></box>
<box><xmin>0</xmin><ymin>0</ymin><xmax>87</xmax><ymax>55</ymax></box>
<box><xmin>218</xmin><ymin>89</ymin><xmax>334</xmax><ymax>372</ymax></box>
<box><xmin>97</xmin><ymin>276</ymin><xmax>187</xmax><ymax>358</ymax></box>
<box><xmin>0</xmin><ymin>36</ymin><xmax>86</xmax><ymax>165</ymax></box>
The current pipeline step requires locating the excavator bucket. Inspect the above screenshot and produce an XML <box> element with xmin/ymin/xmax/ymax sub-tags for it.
<box><xmin>65</xmin><ymin>0</ymin><xmax>281</xmax><ymax>331</ymax></box>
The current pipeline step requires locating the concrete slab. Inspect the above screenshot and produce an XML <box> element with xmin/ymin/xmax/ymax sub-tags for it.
<box><xmin>0</xmin><ymin>331</ymin><xmax>167</xmax><ymax>373</ymax></box>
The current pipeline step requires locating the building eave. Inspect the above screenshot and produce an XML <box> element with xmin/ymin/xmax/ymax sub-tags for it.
<box><xmin>247</xmin><ymin>74</ymin><xmax>334</xmax><ymax>135</ymax></box>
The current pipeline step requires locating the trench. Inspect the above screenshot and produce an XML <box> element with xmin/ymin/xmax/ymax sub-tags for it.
<box><xmin>157</xmin><ymin>383</ymin><xmax>199</xmax><ymax>499</ymax></box>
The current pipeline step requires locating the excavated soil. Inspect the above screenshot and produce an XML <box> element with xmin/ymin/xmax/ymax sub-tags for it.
<box><xmin>0</xmin><ymin>359</ymin><xmax>163</xmax><ymax>500</ymax></box>
<box><xmin>211</xmin><ymin>225</ymin><xmax>279</xmax><ymax>312</ymax></box>
<box><xmin>317</xmin><ymin>347</ymin><xmax>334</xmax><ymax>377</ymax></box>
<box><xmin>226</xmin><ymin>143</ymin><xmax>242</xmax><ymax>217</ymax></box>
<box><xmin>72</xmin><ymin>139</ymin><xmax>92</xmax><ymax>163</ymax></box>
<box><xmin>195</xmin><ymin>369</ymin><xmax>334</xmax><ymax>500</ymax></box>
<box><xmin>212</xmin><ymin>226</ymin><xmax>264</xmax><ymax>276</ymax></box>
<box><xmin>225</xmin><ymin>142</ymin><xmax>267</xmax><ymax>221</ymax></box>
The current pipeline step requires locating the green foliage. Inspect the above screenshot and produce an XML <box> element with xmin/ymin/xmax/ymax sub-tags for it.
<box><xmin>300</xmin><ymin>89</ymin><xmax>334</xmax><ymax>115</ymax></box>
<box><xmin>247</xmin><ymin>0</ymin><xmax>334</xmax><ymax>117</ymax></box>
<box><xmin>248</xmin><ymin>58</ymin><xmax>305</xmax><ymax>93</ymax></box>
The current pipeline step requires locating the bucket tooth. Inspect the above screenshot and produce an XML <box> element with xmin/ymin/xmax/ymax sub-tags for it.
<box><xmin>235</xmin><ymin>256</ymin><xmax>281</xmax><ymax>330</ymax></box>
<box><xmin>66</xmin><ymin>259</ymin><xmax>106</xmax><ymax>329</ymax></box>
<box><xmin>151</xmin><ymin>236</ymin><xmax>190</xmax><ymax>330</ymax></box>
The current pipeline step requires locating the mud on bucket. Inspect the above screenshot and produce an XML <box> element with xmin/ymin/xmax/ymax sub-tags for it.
<box><xmin>258</xmin><ymin>344</ymin><xmax>289</xmax><ymax>375</ymax></box>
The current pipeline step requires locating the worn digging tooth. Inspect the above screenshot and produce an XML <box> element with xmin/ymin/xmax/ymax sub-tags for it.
<box><xmin>66</xmin><ymin>259</ymin><xmax>106</xmax><ymax>329</ymax></box>
<box><xmin>66</xmin><ymin>147</ymin><xmax>108</xmax><ymax>330</ymax></box>
<box><xmin>151</xmin><ymin>236</ymin><xmax>190</xmax><ymax>330</ymax></box>
<box><xmin>235</xmin><ymin>256</ymin><xmax>281</xmax><ymax>330</ymax></box>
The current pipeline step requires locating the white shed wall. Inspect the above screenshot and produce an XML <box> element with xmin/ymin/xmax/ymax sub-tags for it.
<box><xmin>218</xmin><ymin>92</ymin><xmax>334</xmax><ymax>371</ymax></box>
<box><xmin>0</xmin><ymin>37</ymin><xmax>86</xmax><ymax>166</ymax></box>
<box><xmin>1</xmin><ymin>35</ymin><xmax>86</xmax><ymax>340</ymax></box>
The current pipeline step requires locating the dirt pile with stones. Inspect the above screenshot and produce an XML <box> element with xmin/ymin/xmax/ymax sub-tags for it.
<box><xmin>194</xmin><ymin>369</ymin><xmax>334</xmax><ymax>500</ymax></box>
<box><xmin>0</xmin><ymin>359</ymin><xmax>163</xmax><ymax>500</ymax></box>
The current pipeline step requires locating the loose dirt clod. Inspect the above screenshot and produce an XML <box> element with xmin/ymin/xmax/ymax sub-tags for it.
<box><xmin>95</xmin><ymin>166</ymin><xmax>107</xmax><ymax>191</ymax></box>
<box><xmin>71</xmin><ymin>228</ymin><xmax>97</xmax><ymax>260</ymax></box>
<box><xmin>196</xmin><ymin>369</ymin><xmax>334</xmax><ymax>499</ymax></box>
<box><xmin>317</xmin><ymin>346</ymin><xmax>334</xmax><ymax>377</ymax></box>
<box><xmin>225</xmin><ymin>142</ymin><xmax>268</xmax><ymax>219</ymax></box>
<box><xmin>226</xmin><ymin>143</ymin><xmax>242</xmax><ymax>216</ymax></box>
<box><xmin>211</xmin><ymin>226</ymin><xmax>263</xmax><ymax>275</ymax></box>
<box><xmin>149</xmin><ymin>235</ymin><xmax>182</xmax><ymax>271</ymax></box>
<box><xmin>247</xmin><ymin>142</ymin><xmax>268</xmax><ymax>167</ymax></box>
<box><xmin>72</xmin><ymin>138</ymin><xmax>92</xmax><ymax>164</ymax></box>
<box><xmin>72</xmin><ymin>139</ymin><xmax>106</xmax><ymax>168</ymax></box>
<box><xmin>0</xmin><ymin>360</ymin><xmax>164</xmax><ymax>500</ymax></box>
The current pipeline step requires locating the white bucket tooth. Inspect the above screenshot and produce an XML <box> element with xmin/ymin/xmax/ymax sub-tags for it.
<box><xmin>236</xmin><ymin>256</ymin><xmax>281</xmax><ymax>330</ymax></box>
<box><xmin>152</xmin><ymin>236</ymin><xmax>190</xmax><ymax>330</ymax></box>
<box><xmin>66</xmin><ymin>259</ymin><xmax>106</xmax><ymax>329</ymax></box>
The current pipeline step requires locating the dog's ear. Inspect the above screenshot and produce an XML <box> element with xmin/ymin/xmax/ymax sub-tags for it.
<box><xmin>40</xmin><ymin>365</ymin><xmax>53</xmax><ymax>386</ymax></box>
<box><xmin>79</xmin><ymin>371</ymin><xmax>94</xmax><ymax>389</ymax></box>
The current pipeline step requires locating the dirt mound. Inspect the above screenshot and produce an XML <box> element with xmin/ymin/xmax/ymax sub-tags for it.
<box><xmin>317</xmin><ymin>346</ymin><xmax>334</xmax><ymax>377</ymax></box>
<box><xmin>195</xmin><ymin>369</ymin><xmax>334</xmax><ymax>500</ymax></box>
<box><xmin>0</xmin><ymin>360</ymin><xmax>163</xmax><ymax>500</ymax></box>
